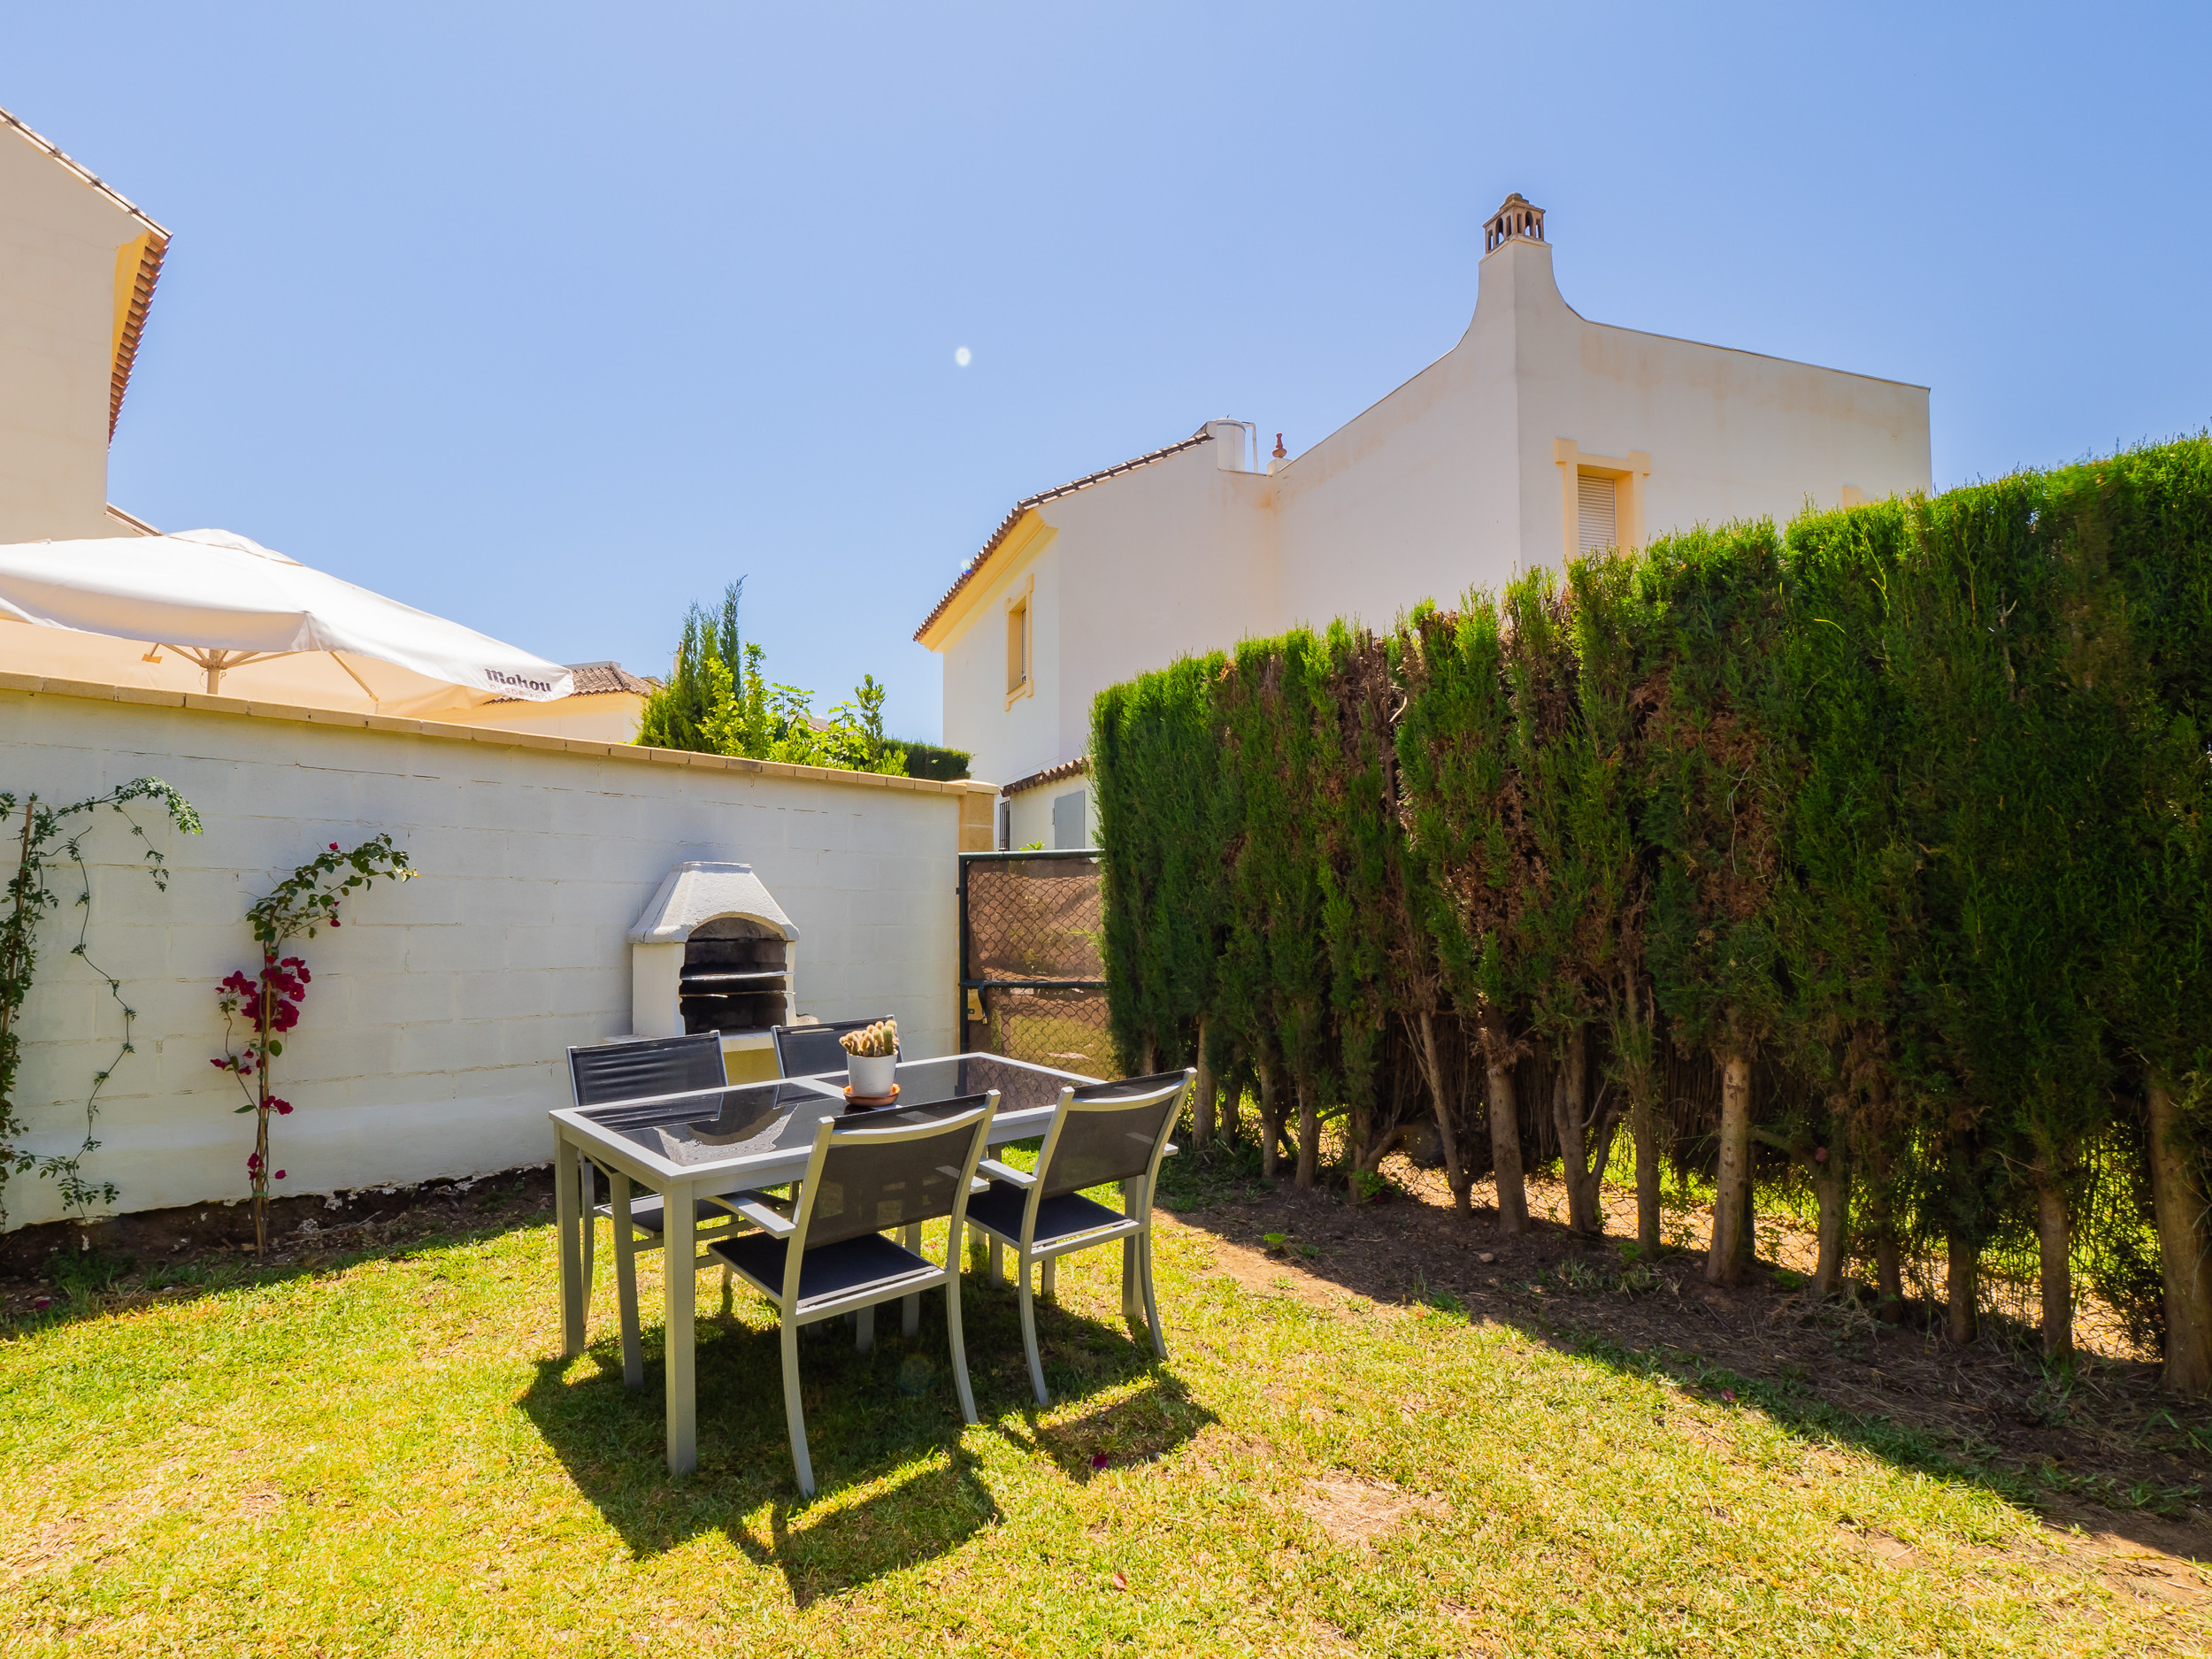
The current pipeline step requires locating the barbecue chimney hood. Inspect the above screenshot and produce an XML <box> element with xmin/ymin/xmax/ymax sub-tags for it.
<box><xmin>628</xmin><ymin>864</ymin><xmax>799</xmax><ymax>1063</ymax></box>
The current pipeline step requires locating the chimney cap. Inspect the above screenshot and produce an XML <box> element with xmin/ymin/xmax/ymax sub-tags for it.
<box><xmin>1484</xmin><ymin>193</ymin><xmax>1546</xmax><ymax>254</ymax></box>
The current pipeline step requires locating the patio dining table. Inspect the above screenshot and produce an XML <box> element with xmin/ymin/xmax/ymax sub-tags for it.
<box><xmin>549</xmin><ymin>1051</ymin><xmax>1103</xmax><ymax>1474</ymax></box>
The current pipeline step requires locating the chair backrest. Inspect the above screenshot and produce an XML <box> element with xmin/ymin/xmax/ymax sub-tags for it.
<box><xmin>771</xmin><ymin>1018</ymin><xmax>893</xmax><ymax>1079</ymax></box>
<box><xmin>567</xmin><ymin>1033</ymin><xmax>726</xmax><ymax>1108</ymax></box>
<box><xmin>794</xmin><ymin>1092</ymin><xmax>996</xmax><ymax>1248</ymax></box>
<box><xmin>1036</xmin><ymin>1070</ymin><xmax>1191</xmax><ymax>1198</ymax></box>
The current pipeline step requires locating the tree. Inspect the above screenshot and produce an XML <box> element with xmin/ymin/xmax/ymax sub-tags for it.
<box><xmin>637</xmin><ymin>580</ymin><xmax>743</xmax><ymax>753</ymax></box>
<box><xmin>1397</xmin><ymin>594</ymin><xmax>1536</xmax><ymax>1232</ymax></box>
<box><xmin>1637</xmin><ymin>523</ymin><xmax>1791</xmax><ymax>1286</ymax></box>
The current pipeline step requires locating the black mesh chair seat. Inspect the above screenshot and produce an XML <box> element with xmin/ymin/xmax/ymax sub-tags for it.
<box><xmin>569</xmin><ymin>1033</ymin><xmax>726</xmax><ymax>1105</ymax></box>
<box><xmin>606</xmin><ymin>1194</ymin><xmax>728</xmax><ymax>1236</ymax></box>
<box><xmin>712</xmin><ymin>1232</ymin><xmax>937</xmax><ymax>1311</ymax></box>
<box><xmin>771</xmin><ymin>1018</ymin><xmax>890</xmax><ymax>1079</ymax></box>
<box><xmin>964</xmin><ymin>1069</ymin><xmax>1191</xmax><ymax>1406</ymax></box>
<box><xmin>965</xmin><ymin>1185</ymin><xmax>1129</xmax><ymax>1250</ymax></box>
<box><xmin>563</xmin><ymin>1033</ymin><xmax>741</xmax><ymax>1391</ymax></box>
<box><xmin>726</xmin><ymin>1090</ymin><xmax>997</xmax><ymax>1499</ymax></box>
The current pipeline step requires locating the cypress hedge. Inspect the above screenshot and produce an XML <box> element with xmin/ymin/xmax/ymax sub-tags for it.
<box><xmin>1090</xmin><ymin>437</ymin><xmax>2212</xmax><ymax>1390</ymax></box>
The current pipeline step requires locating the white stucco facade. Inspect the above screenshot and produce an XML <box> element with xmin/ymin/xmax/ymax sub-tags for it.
<box><xmin>920</xmin><ymin>197</ymin><xmax>1932</xmax><ymax>816</ymax></box>
<box><xmin>0</xmin><ymin>110</ymin><xmax>165</xmax><ymax>543</ymax></box>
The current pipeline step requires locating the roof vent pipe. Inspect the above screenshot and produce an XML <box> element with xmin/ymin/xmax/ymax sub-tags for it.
<box><xmin>1207</xmin><ymin>419</ymin><xmax>1256</xmax><ymax>472</ymax></box>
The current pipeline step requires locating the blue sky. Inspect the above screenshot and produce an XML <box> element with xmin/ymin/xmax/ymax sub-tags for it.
<box><xmin>11</xmin><ymin>3</ymin><xmax>2208</xmax><ymax>743</ymax></box>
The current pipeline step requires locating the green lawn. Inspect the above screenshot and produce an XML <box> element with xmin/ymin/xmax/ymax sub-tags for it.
<box><xmin>3</xmin><ymin>1175</ymin><xmax>2206</xmax><ymax>1656</ymax></box>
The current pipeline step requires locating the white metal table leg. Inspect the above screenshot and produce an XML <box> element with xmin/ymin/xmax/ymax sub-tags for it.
<box><xmin>578</xmin><ymin>1149</ymin><xmax>596</xmax><ymax>1305</ymax></box>
<box><xmin>902</xmin><ymin>1224</ymin><xmax>921</xmax><ymax>1337</ymax></box>
<box><xmin>664</xmin><ymin>1183</ymin><xmax>697</xmax><ymax>1476</ymax></box>
<box><xmin>555</xmin><ymin>1125</ymin><xmax>584</xmax><ymax>1358</ymax></box>
<box><xmin>611</xmin><ymin>1171</ymin><xmax>642</xmax><ymax>1389</ymax></box>
<box><xmin>1121</xmin><ymin>1179</ymin><xmax>1142</xmax><ymax>1318</ymax></box>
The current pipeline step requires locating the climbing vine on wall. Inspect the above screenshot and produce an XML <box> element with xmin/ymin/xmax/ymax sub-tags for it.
<box><xmin>214</xmin><ymin>835</ymin><xmax>415</xmax><ymax>1254</ymax></box>
<box><xmin>0</xmin><ymin>779</ymin><xmax>201</xmax><ymax>1227</ymax></box>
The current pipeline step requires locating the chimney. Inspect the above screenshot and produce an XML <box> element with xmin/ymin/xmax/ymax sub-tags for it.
<box><xmin>1206</xmin><ymin>419</ymin><xmax>1253</xmax><ymax>472</ymax></box>
<box><xmin>1483</xmin><ymin>193</ymin><xmax>1546</xmax><ymax>254</ymax></box>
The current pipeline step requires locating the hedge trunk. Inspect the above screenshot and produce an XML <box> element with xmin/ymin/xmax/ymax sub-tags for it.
<box><xmin>2032</xmin><ymin>1156</ymin><xmax>2074</xmax><ymax>1363</ymax></box>
<box><xmin>1485</xmin><ymin>1047</ymin><xmax>1529</xmax><ymax>1233</ymax></box>
<box><xmin>2148</xmin><ymin>1080</ymin><xmax>2212</xmax><ymax>1393</ymax></box>
<box><xmin>1630</xmin><ymin>1086</ymin><xmax>1662</xmax><ymax>1256</ymax></box>
<box><xmin>1192</xmin><ymin>1019</ymin><xmax>1216</xmax><ymax>1148</ymax></box>
<box><xmin>1258</xmin><ymin>1064</ymin><xmax>1281</xmax><ymax>1180</ymax></box>
<box><xmin>1294</xmin><ymin>1072</ymin><xmax>1320</xmax><ymax>1189</ymax></box>
<box><xmin>1810</xmin><ymin>1147</ymin><xmax>1850</xmax><ymax>1299</ymax></box>
<box><xmin>1946</xmin><ymin>1232</ymin><xmax>1979</xmax><ymax>1345</ymax></box>
<box><xmin>1869</xmin><ymin>1146</ymin><xmax>1906</xmax><ymax>1322</ymax></box>
<box><xmin>1705</xmin><ymin>1048</ymin><xmax>1753</xmax><ymax>1286</ymax></box>
<box><xmin>1416</xmin><ymin>1010</ymin><xmax>1471</xmax><ymax>1215</ymax></box>
<box><xmin>1622</xmin><ymin>977</ymin><xmax>1660</xmax><ymax>1255</ymax></box>
<box><xmin>1552</xmin><ymin>1025</ymin><xmax>1607</xmax><ymax>1235</ymax></box>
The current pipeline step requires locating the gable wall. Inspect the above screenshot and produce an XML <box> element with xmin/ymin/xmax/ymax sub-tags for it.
<box><xmin>0</xmin><ymin>130</ymin><xmax>145</xmax><ymax>541</ymax></box>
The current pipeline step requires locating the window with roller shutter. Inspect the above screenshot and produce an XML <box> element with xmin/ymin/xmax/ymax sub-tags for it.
<box><xmin>1577</xmin><ymin>472</ymin><xmax>1618</xmax><ymax>555</ymax></box>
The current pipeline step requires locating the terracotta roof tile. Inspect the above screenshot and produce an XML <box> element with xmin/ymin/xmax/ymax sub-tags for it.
<box><xmin>489</xmin><ymin>660</ymin><xmax>653</xmax><ymax>703</ymax></box>
<box><xmin>1000</xmin><ymin>755</ymin><xmax>1090</xmax><ymax>798</ymax></box>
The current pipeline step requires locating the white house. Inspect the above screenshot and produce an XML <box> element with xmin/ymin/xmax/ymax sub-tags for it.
<box><xmin>917</xmin><ymin>194</ymin><xmax>1932</xmax><ymax>848</ymax></box>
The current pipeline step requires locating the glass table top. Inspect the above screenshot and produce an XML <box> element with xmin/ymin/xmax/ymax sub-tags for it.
<box><xmin>571</xmin><ymin>1054</ymin><xmax>1096</xmax><ymax>1173</ymax></box>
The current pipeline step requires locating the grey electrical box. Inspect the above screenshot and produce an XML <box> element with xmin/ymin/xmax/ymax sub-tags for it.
<box><xmin>1052</xmin><ymin>790</ymin><xmax>1087</xmax><ymax>850</ymax></box>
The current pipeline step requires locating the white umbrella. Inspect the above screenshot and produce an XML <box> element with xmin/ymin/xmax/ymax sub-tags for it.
<box><xmin>0</xmin><ymin>528</ymin><xmax>572</xmax><ymax>716</ymax></box>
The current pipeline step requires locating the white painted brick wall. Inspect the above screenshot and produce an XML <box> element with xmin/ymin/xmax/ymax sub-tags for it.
<box><xmin>0</xmin><ymin>680</ymin><xmax>988</xmax><ymax>1228</ymax></box>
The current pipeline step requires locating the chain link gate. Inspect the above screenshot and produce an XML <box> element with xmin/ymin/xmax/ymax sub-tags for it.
<box><xmin>957</xmin><ymin>849</ymin><xmax>1111</xmax><ymax>1075</ymax></box>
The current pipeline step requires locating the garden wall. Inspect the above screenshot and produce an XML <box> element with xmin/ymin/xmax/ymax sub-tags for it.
<box><xmin>0</xmin><ymin>672</ymin><xmax>996</xmax><ymax>1229</ymax></box>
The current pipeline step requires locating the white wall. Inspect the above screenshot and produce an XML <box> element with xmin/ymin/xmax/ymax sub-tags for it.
<box><xmin>440</xmin><ymin>691</ymin><xmax>646</xmax><ymax>743</ymax></box>
<box><xmin>0</xmin><ymin>673</ymin><xmax>994</xmax><ymax>1228</ymax></box>
<box><xmin>1273</xmin><ymin>236</ymin><xmax>1932</xmax><ymax>630</ymax></box>
<box><xmin>0</xmin><ymin>122</ymin><xmax>150</xmax><ymax>542</ymax></box>
<box><xmin>941</xmin><ymin>534</ymin><xmax>1064</xmax><ymax>788</ymax></box>
<box><xmin>929</xmin><ymin>231</ymin><xmax>1932</xmax><ymax>786</ymax></box>
<box><xmin>1005</xmin><ymin>775</ymin><xmax>1097</xmax><ymax>851</ymax></box>
<box><xmin>1054</xmin><ymin>444</ymin><xmax>1275</xmax><ymax>764</ymax></box>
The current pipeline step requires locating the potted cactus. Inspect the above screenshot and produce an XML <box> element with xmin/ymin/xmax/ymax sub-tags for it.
<box><xmin>841</xmin><ymin>1018</ymin><xmax>899</xmax><ymax>1098</ymax></box>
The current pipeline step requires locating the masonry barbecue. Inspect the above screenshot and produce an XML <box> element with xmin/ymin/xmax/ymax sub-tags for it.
<box><xmin>628</xmin><ymin>862</ymin><xmax>797</xmax><ymax>1083</ymax></box>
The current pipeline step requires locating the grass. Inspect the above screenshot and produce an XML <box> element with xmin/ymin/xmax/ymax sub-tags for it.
<box><xmin>2</xmin><ymin>1179</ymin><xmax>2208</xmax><ymax>1655</ymax></box>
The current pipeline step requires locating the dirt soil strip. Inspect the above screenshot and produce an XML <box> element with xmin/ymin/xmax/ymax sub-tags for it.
<box><xmin>1161</xmin><ymin>1153</ymin><xmax>2212</xmax><ymax>1608</ymax></box>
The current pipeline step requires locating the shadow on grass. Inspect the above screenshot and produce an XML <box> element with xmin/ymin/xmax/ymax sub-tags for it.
<box><xmin>518</xmin><ymin>1270</ymin><xmax>1211</xmax><ymax>1597</ymax></box>
<box><xmin>1157</xmin><ymin>1141</ymin><xmax>2212</xmax><ymax>1563</ymax></box>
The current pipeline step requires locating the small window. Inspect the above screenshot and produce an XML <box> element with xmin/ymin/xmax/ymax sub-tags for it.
<box><xmin>1577</xmin><ymin>472</ymin><xmax>1618</xmax><ymax>555</ymax></box>
<box><xmin>1006</xmin><ymin>597</ymin><xmax>1030</xmax><ymax>695</ymax></box>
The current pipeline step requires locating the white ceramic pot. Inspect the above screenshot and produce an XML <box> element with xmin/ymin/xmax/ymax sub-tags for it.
<box><xmin>847</xmin><ymin>1051</ymin><xmax>897</xmax><ymax>1096</ymax></box>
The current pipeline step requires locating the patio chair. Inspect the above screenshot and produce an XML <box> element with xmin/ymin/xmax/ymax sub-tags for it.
<box><xmin>964</xmin><ymin>1069</ymin><xmax>1191</xmax><ymax>1405</ymax></box>
<box><xmin>708</xmin><ymin>1091</ymin><xmax>999</xmax><ymax>1498</ymax></box>
<box><xmin>771</xmin><ymin>1017</ymin><xmax>892</xmax><ymax>1079</ymax></box>
<box><xmin>565</xmin><ymin>1034</ymin><xmax>739</xmax><ymax>1385</ymax></box>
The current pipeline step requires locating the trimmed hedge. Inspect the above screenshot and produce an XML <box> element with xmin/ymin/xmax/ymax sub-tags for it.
<box><xmin>1092</xmin><ymin>438</ymin><xmax>2212</xmax><ymax>1388</ymax></box>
